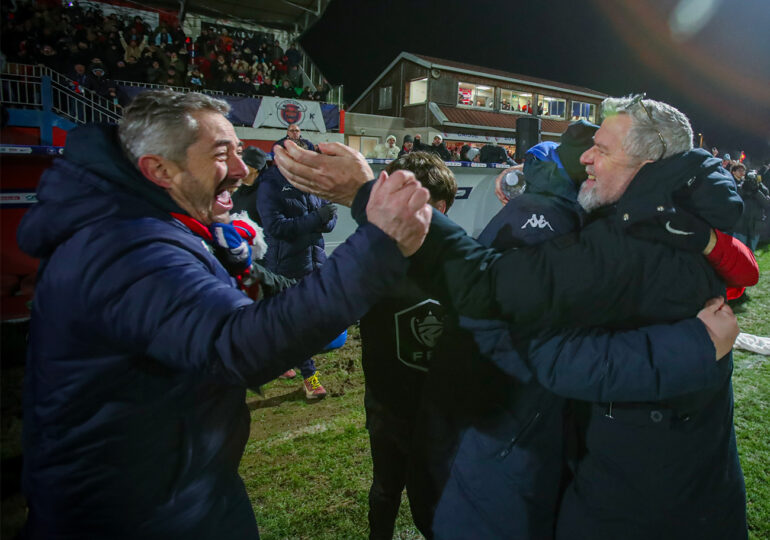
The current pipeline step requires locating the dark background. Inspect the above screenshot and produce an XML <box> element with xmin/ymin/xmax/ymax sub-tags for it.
<box><xmin>302</xmin><ymin>0</ymin><xmax>770</xmax><ymax>165</ymax></box>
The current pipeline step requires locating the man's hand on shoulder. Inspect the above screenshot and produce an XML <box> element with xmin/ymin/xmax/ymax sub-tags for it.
<box><xmin>366</xmin><ymin>170</ymin><xmax>432</xmax><ymax>256</ymax></box>
<box><xmin>697</xmin><ymin>297</ymin><xmax>739</xmax><ymax>360</ymax></box>
<box><xmin>273</xmin><ymin>141</ymin><xmax>373</xmax><ymax>206</ymax></box>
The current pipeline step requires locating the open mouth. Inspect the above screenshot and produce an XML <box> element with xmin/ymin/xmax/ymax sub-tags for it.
<box><xmin>213</xmin><ymin>180</ymin><xmax>238</xmax><ymax>214</ymax></box>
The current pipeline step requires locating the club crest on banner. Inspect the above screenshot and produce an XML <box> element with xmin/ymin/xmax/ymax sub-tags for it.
<box><xmin>394</xmin><ymin>299</ymin><xmax>445</xmax><ymax>372</ymax></box>
<box><xmin>277</xmin><ymin>100</ymin><xmax>306</xmax><ymax>126</ymax></box>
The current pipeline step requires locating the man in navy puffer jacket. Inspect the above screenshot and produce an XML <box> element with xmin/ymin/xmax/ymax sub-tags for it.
<box><xmin>16</xmin><ymin>90</ymin><xmax>432</xmax><ymax>539</ymax></box>
<box><xmin>257</xmin><ymin>138</ymin><xmax>338</xmax><ymax>398</ymax></box>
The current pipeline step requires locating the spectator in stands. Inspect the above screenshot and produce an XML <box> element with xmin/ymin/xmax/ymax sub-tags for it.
<box><xmin>163</xmin><ymin>50</ymin><xmax>187</xmax><ymax>77</ymax></box>
<box><xmin>429</xmin><ymin>134</ymin><xmax>451</xmax><ymax>161</ymax></box>
<box><xmin>67</xmin><ymin>63</ymin><xmax>91</xmax><ymax>93</ymax></box>
<box><xmin>259</xmin><ymin>75</ymin><xmax>278</xmax><ymax>96</ymax></box>
<box><xmin>466</xmin><ymin>147</ymin><xmax>480</xmax><ymax>162</ymax></box>
<box><xmin>316</xmin><ymin>78</ymin><xmax>331</xmax><ymax>102</ymax></box>
<box><xmin>196</xmin><ymin>51</ymin><xmax>216</xmax><ymax>80</ymax></box>
<box><xmin>147</xmin><ymin>59</ymin><xmax>165</xmax><ymax>84</ymax></box>
<box><xmin>271</xmin><ymin>39</ymin><xmax>283</xmax><ymax>61</ymax></box>
<box><xmin>220</xmin><ymin>73</ymin><xmax>240</xmax><ymax>94</ymax></box>
<box><xmin>285</xmin><ymin>42</ymin><xmax>302</xmax><ymax>67</ymax></box>
<box><xmin>87</xmin><ymin>58</ymin><xmax>110</xmax><ymax>92</ymax></box>
<box><xmin>187</xmin><ymin>67</ymin><xmax>205</xmax><ymax>90</ymax></box>
<box><xmin>288</xmin><ymin>64</ymin><xmax>303</xmax><ymax>88</ymax></box>
<box><xmin>153</xmin><ymin>24</ymin><xmax>174</xmax><ymax>47</ymax></box>
<box><xmin>217</xmin><ymin>29</ymin><xmax>234</xmax><ymax>53</ymax></box>
<box><xmin>118</xmin><ymin>30</ymin><xmax>148</xmax><ymax>63</ymax></box>
<box><xmin>278</xmin><ymin>78</ymin><xmax>295</xmax><ymax>98</ymax></box>
<box><xmin>398</xmin><ymin>135</ymin><xmax>414</xmax><ymax>157</ymax></box>
<box><xmin>36</xmin><ymin>43</ymin><xmax>64</xmax><ymax>72</ymax></box>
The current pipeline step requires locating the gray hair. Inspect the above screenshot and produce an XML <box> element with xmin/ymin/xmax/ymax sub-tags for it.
<box><xmin>601</xmin><ymin>95</ymin><xmax>693</xmax><ymax>161</ymax></box>
<box><xmin>118</xmin><ymin>90</ymin><xmax>231</xmax><ymax>165</ymax></box>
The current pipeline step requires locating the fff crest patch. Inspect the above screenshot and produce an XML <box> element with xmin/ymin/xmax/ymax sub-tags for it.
<box><xmin>277</xmin><ymin>99</ymin><xmax>307</xmax><ymax>125</ymax></box>
<box><xmin>394</xmin><ymin>299</ymin><xmax>445</xmax><ymax>372</ymax></box>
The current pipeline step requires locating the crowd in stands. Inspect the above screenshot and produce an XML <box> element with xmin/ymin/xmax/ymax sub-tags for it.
<box><xmin>0</xmin><ymin>0</ymin><xmax>332</xmax><ymax>104</ymax></box>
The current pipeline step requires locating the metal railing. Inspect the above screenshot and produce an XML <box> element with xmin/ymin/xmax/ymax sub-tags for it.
<box><xmin>112</xmin><ymin>79</ymin><xmax>249</xmax><ymax>98</ymax></box>
<box><xmin>1</xmin><ymin>63</ymin><xmax>122</xmax><ymax>124</ymax></box>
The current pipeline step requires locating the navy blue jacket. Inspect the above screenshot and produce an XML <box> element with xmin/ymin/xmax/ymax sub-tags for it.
<box><xmin>257</xmin><ymin>164</ymin><xmax>336</xmax><ymax>279</ymax></box>
<box><xmin>16</xmin><ymin>124</ymin><xmax>406</xmax><ymax>539</ymax></box>
<box><xmin>354</xmin><ymin>147</ymin><xmax>746</xmax><ymax>539</ymax></box>
<box><xmin>400</xmin><ymin>149</ymin><xmax>747</xmax><ymax>540</ymax></box>
<box><xmin>424</xmin><ymin>145</ymin><xmax>726</xmax><ymax>539</ymax></box>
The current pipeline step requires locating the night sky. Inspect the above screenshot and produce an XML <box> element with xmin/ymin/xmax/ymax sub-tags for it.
<box><xmin>302</xmin><ymin>0</ymin><xmax>770</xmax><ymax>164</ymax></box>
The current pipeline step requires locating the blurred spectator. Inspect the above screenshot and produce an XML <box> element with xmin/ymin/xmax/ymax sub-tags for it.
<box><xmin>398</xmin><ymin>135</ymin><xmax>414</xmax><ymax>157</ymax></box>
<box><xmin>118</xmin><ymin>30</ymin><xmax>148</xmax><ymax>63</ymax></box>
<box><xmin>369</xmin><ymin>135</ymin><xmax>400</xmax><ymax>159</ymax></box>
<box><xmin>36</xmin><ymin>43</ymin><xmax>64</xmax><ymax>72</ymax></box>
<box><xmin>731</xmin><ymin>163</ymin><xmax>770</xmax><ymax>251</ymax></box>
<box><xmin>257</xmin><ymin>126</ymin><xmax>333</xmax><ymax>399</ymax></box>
<box><xmin>187</xmin><ymin>67</ymin><xmax>205</xmax><ymax>90</ymax></box>
<box><xmin>277</xmin><ymin>78</ymin><xmax>295</xmax><ymax>98</ymax></box>
<box><xmin>285</xmin><ymin>42</ymin><xmax>302</xmax><ymax>67</ymax></box>
<box><xmin>315</xmin><ymin>79</ymin><xmax>331</xmax><ymax>101</ymax></box>
<box><xmin>466</xmin><ymin>147</ymin><xmax>481</xmax><ymax>162</ymax></box>
<box><xmin>260</xmin><ymin>76</ymin><xmax>278</xmax><ymax>96</ymax></box>
<box><xmin>480</xmin><ymin>140</ymin><xmax>513</xmax><ymax>164</ymax></box>
<box><xmin>67</xmin><ymin>63</ymin><xmax>91</xmax><ymax>93</ymax></box>
<box><xmin>429</xmin><ymin>134</ymin><xmax>451</xmax><ymax>161</ymax></box>
<box><xmin>288</xmin><ymin>64</ymin><xmax>303</xmax><ymax>88</ymax></box>
<box><xmin>271</xmin><ymin>39</ymin><xmax>283</xmax><ymax>61</ymax></box>
<box><xmin>147</xmin><ymin>59</ymin><xmax>165</xmax><ymax>84</ymax></box>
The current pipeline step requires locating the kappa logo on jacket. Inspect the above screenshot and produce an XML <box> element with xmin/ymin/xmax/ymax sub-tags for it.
<box><xmin>281</xmin><ymin>186</ymin><xmax>293</xmax><ymax>192</ymax></box>
<box><xmin>521</xmin><ymin>214</ymin><xmax>554</xmax><ymax>231</ymax></box>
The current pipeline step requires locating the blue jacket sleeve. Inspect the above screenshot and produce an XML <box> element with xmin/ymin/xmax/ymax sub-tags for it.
<box><xmin>256</xmin><ymin>171</ymin><xmax>325</xmax><ymax>239</ymax></box>
<box><xmin>523</xmin><ymin>318</ymin><xmax>725</xmax><ymax>402</ymax></box>
<box><xmin>93</xmin><ymin>223</ymin><xmax>405</xmax><ymax>387</ymax></box>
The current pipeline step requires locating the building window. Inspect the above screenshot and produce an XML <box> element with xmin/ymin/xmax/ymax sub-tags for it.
<box><xmin>537</xmin><ymin>96</ymin><xmax>566</xmax><ymax>119</ymax></box>
<box><xmin>378</xmin><ymin>86</ymin><xmax>392</xmax><ymax>109</ymax></box>
<box><xmin>571</xmin><ymin>100</ymin><xmax>596</xmax><ymax>122</ymax></box>
<box><xmin>500</xmin><ymin>89</ymin><xmax>534</xmax><ymax>114</ymax></box>
<box><xmin>457</xmin><ymin>82</ymin><xmax>495</xmax><ymax>109</ymax></box>
<box><xmin>405</xmin><ymin>77</ymin><xmax>428</xmax><ymax>105</ymax></box>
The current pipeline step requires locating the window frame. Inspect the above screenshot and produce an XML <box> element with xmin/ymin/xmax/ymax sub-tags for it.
<box><xmin>457</xmin><ymin>82</ymin><xmax>496</xmax><ymax>110</ymax></box>
<box><xmin>570</xmin><ymin>100</ymin><xmax>596</xmax><ymax>123</ymax></box>
<box><xmin>405</xmin><ymin>77</ymin><xmax>428</xmax><ymax>106</ymax></box>
<box><xmin>499</xmin><ymin>88</ymin><xmax>534</xmax><ymax>115</ymax></box>
<box><xmin>378</xmin><ymin>85</ymin><xmax>393</xmax><ymax>110</ymax></box>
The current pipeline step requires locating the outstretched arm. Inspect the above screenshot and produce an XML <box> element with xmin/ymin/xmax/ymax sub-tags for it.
<box><xmin>523</xmin><ymin>297</ymin><xmax>738</xmax><ymax>402</ymax></box>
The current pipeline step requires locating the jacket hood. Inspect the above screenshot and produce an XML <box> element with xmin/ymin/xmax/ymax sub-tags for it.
<box><xmin>523</xmin><ymin>142</ymin><xmax>579</xmax><ymax>204</ymax></box>
<box><xmin>17</xmin><ymin>124</ymin><xmax>185</xmax><ymax>259</ymax></box>
<box><xmin>617</xmin><ymin>148</ymin><xmax>743</xmax><ymax>230</ymax></box>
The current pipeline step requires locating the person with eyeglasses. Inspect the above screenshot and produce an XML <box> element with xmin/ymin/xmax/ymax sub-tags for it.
<box><xmin>275</xmin><ymin>94</ymin><xmax>752</xmax><ymax>540</ymax></box>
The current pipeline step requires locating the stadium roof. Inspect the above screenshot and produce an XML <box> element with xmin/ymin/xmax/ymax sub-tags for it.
<box><xmin>147</xmin><ymin>0</ymin><xmax>332</xmax><ymax>33</ymax></box>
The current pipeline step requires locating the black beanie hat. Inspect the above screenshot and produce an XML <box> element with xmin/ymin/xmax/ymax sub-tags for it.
<box><xmin>242</xmin><ymin>146</ymin><xmax>268</xmax><ymax>171</ymax></box>
<box><xmin>557</xmin><ymin>119</ymin><xmax>599</xmax><ymax>183</ymax></box>
<box><xmin>403</xmin><ymin>134</ymin><xmax>413</xmax><ymax>144</ymax></box>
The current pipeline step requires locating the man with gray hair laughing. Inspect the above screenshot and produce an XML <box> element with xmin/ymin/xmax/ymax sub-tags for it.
<box><xmin>17</xmin><ymin>89</ymin><xmax>432</xmax><ymax>538</ymax></box>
